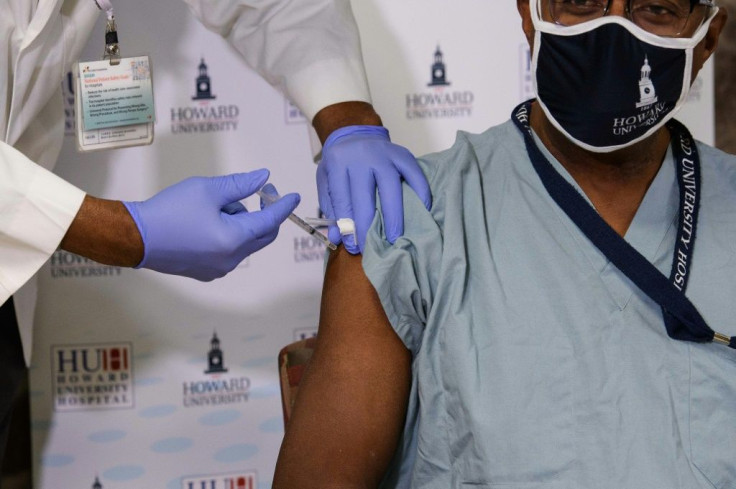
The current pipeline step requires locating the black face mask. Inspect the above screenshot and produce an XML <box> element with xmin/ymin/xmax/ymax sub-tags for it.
<box><xmin>530</xmin><ymin>2</ymin><xmax>716</xmax><ymax>153</ymax></box>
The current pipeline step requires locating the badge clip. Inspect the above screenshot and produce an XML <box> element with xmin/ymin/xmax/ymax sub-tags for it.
<box><xmin>94</xmin><ymin>0</ymin><xmax>120</xmax><ymax>65</ymax></box>
<box><xmin>103</xmin><ymin>17</ymin><xmax>121</xmax><ymax>65</ymax></box>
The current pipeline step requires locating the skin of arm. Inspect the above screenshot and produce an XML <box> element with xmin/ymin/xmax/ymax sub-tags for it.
<box><xmin>312</xmin><ymin>101</ymin><xmax>384</xmax><ymax>144</ymax></box>
<box><xmin>273</xmin><ymin>247</ymin><xmax>412</xmax><ymax>489</ymax></box>
<box><xmin>59</xmin><ymin>195</ymin><xmax>144</xmax><ymax>267</ymax></box>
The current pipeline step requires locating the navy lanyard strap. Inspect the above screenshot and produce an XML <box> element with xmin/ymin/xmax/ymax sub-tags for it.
<box><xmin>511</xmin><ymin>100</ymin><xmax>735</xmax><ymax>349</ymax></box>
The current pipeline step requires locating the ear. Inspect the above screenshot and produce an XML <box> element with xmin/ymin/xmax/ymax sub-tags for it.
<box><xmin>692</xmin><ymin>7</ymin><xmax>728</xmax><ymax>79</ymax></box>
<box><xmin>518</xmin><ymin>0</ymin><xmax>535</xmax><ymax>48</ymax></box>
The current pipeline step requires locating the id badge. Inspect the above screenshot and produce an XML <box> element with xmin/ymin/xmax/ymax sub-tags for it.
<box><xmin>75</xmin><ymin>56</ymin><xmax>155</xmax><ymax>152</ymax></box>
<box><xmin>75</xmin><ymin>5</ymin><xmax>155</xmax><ymax>152</ymax></box>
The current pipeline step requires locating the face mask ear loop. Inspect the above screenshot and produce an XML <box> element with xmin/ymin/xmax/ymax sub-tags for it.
<box><xmin>689</xmin><ymin>6</ymin><xmax>718</xmax><ymax>45</ymax></box>
<box><xmin>679</xmin><ymin>50</ymin><xmax>695</xmax><ymax>106</ymax></box>
<box><xmin>529</xmin><ymin>0</ymin><xmax>544</xmax><ymax>103</ymax></box>
<box><xmin>531</xmin><ymin>0</ymin><xmax>544</xmax><ymax>30</ymax></box>
<box><xmin>690</xmin><ymin>5</ymin><xmax>719</xmax><ymax>38</ymax></box>
<box><xmin>529</xmin><ymin>0</ymin><xmax>575</xmax><ymax>146</ymax></box>
<box><xmin>677</xmin><ymin>8</ymin><xmax>718</xmax><ymax>107</ymax></box>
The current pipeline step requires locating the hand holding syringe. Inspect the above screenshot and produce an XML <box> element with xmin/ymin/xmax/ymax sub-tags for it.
<box><xmin>257</xmin><ymin>184</ymin><xmax>356</xmax><ymax>251</ymax></box>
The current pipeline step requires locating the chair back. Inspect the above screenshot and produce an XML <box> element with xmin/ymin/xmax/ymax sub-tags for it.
<box><xmin>277</xmin><ymin>337</ymin><xmax>317</xmax><ymax>425</ymax></box>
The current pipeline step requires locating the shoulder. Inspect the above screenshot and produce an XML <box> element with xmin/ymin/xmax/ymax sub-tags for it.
<box><xmin>697</xmin><ymin>141</ymin><xmax>736</xmax><ymax>169</ymax></box>
<box><xmin>368</xmin><ymin>118</ymin><xmax>528</xmax><ymax>245</ymax></box>
<box><xmin>696</xmin><ymin>141</ymin><xmax>736</xmax><ymax>190</ymax></box>
<box><xmin>417</xmin><ymin>119</ymin><xmax>525</xmax><ymax>193</ymax></box>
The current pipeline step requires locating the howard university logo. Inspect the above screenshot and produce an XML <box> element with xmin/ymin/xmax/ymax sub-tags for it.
<box><xmin>428</xmin><ymin>46</ymin><xmax>450</xmax><ymax>87</ymax></box>
<box><xmin>181</xmin><ymin>332</ymin><xmax>250</xmax><ymax>408</ymax></box>
<box><xmin>405</xmin><ymin>45</ymin><xmax>474</xmax><ymax>120</ymax></box>
<box><xmin>170</xmin><ymin>58</ymin><xmax>240</xmax><ymax>134</ymax></box>
<box><xmin>49</xmin><ymin>250</ymin><xmax>122</xmax><ymax>279</ymax></box>
<box><xmin>52</xmin><ymin>343</ymin><xmax>134</xmax><ymax>412</ymax></box>
<box><xmin>193</xmin><ymin>58</ymin><xmax>216</xmax><ymax>100</ymax></box>
<box><xmin>205</xmin><ymin>332</ymin><xmax>228</xmax><ymax>374</ymax></box>
<box><xmin>611</xmin><ymin>56</ymin><xmax>667</xmax><ymax>137</ymax></box>
<box><xmin>635</xmin><ymin>56</ymin><xmax>658</xmax><ymax>109</ymax></box>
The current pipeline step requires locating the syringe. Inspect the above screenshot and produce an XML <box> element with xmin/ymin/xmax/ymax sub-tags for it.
<box><xmin>256</xmin><ymin>186</ymin><xmax>337</xmax><ymax>251</ymax></box>
<box><xmin>303</xmin><ymin>217</ymin><xmax>356</xmax><ymax>239</ymax></box>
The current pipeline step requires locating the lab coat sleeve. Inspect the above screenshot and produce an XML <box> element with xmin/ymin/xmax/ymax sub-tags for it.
<box><xmin>180</xmin><ymin>0</ymin><xmax>372</xmax><ymax>121</ymax></box>
<box><xmin>0</xmin><ymin>141</ymin><xmax>86</xmax><ymax>305</ymax></box>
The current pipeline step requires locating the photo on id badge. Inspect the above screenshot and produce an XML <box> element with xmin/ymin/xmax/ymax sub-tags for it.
<box><xmin>74</xmin><ymin>55</ymin><xmax>155</xmax><ymax>152</ymax></box>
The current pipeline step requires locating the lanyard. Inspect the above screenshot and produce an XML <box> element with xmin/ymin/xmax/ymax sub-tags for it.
<box><xmin>93</xmin><ymin>0</ymin><xmax>113</xmax><ymax>19</ymax></box>
<box><xmin>511</xmin><ymin>100</ymin><xmax>734</xmax><ymax>350</ymax></box>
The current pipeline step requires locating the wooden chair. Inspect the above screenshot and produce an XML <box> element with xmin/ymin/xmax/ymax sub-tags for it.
<box><xmin>277</xmin><ymin>337</ymin><xmax>317</xmax><ymax>425</ymax></box>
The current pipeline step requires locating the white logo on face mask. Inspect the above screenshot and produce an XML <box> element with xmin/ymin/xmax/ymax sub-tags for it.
<box><xmin>636</xmin><ymin>56</ymin><xmax>659</xmax><ymax>109</ymax></box>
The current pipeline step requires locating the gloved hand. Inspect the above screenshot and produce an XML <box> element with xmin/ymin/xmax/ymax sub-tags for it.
<box><xmin>317</xmin><ymin>125</ymin><xmax>432</xmax><ymax>254</ymax></box>
<box><xmin>123</xmin><ymin>169</ymin><xmax>300</xmax><ymax>281</ymax></box>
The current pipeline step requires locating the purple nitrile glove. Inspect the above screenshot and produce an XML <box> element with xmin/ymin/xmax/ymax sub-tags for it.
<box><xmin>123</xmin><ymin>169</ymin><xmax>300</xmax><ymax>281</ymax></box>
<box><xmin>317</xmin><ymin>125</ymin><xmax>432</xmax><ymax>254</ymax></box>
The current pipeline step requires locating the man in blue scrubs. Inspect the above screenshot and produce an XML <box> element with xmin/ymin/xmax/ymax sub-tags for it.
<box><xmin>272</xmin><ymin>1</ymin><xmax>736</xmax><ymax>488</ymax></box>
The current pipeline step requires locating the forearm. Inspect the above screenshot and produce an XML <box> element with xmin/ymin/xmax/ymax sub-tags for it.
<box><xmin>59</xmin><ymin>195</ymin><xmax>143</xmax><ymax>267</ymax></box>
<box><xmin>313</xmin><ymin>101</ymin><xmax>383</xmax><ymax>144</ymax></box>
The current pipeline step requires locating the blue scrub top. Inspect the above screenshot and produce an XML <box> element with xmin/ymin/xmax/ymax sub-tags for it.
<box><xmin>362</xmin><ymin>120</ymin><xmax>736</xmax><ymax>489</ymax></box>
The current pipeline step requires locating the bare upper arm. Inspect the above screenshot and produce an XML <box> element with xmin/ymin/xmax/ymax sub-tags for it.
<box><xmin>272</xmin><ymin>247</ymin><xmax>412</xmax><ymax>489</ymax></box>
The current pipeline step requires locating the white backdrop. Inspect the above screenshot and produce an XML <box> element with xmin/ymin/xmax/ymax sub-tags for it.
<box><xmin>28</xmin><ymin>1</ymin><xmax>716</xmax><ymax>488</ymax></box>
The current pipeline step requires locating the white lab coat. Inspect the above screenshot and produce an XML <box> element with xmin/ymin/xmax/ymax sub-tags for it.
<box><xmin>0</xmin><ymin>0</ymin><xmax>371</xmax><ymax>364</ymax></box>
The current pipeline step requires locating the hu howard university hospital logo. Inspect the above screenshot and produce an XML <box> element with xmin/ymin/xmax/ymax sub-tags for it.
<box><xmin>52</xmin><ymin>342</ymin><xmax>133</xmax><ymax>412</ymax></box>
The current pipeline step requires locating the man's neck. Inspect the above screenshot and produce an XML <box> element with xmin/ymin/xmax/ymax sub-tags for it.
<box><xmin>529</xmin><ymin>103</ymin><xmax>671</xmax><ymax>237</ymax></box>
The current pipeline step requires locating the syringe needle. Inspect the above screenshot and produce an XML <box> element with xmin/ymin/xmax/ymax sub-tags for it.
<box><xmin>256</xmin><ymin>189</ymin><xmax>337</xmax><ymax>251</ymax></box>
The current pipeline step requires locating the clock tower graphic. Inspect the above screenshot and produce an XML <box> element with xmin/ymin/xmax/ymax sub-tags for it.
<box><xmin>192</xmin><ymin>58</ymin><xmax>216</xmax><ymax>100</ymax></box>
<box><xmin>636</xmin><ymin>56</ymin><xmax>658</xmax><ymax>109</ymax></box>
<box><xmin>205</xmin><ymin>332</ymin><xmax>228</xmax><ymax>374</ymax></box>
<box><xmin>428</xmin><ymin>45</ymin><xmax>450</xmax><ymax>87</ymax></box>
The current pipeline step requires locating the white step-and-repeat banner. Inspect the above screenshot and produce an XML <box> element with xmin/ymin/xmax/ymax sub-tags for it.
<box><xmin>28</xmin><ymin>1</ymin><xmax>715</xmax><ymax>488</ymax></box>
